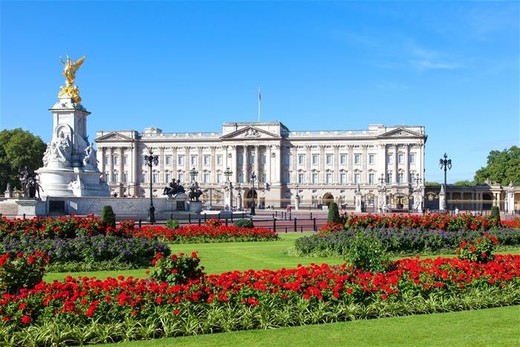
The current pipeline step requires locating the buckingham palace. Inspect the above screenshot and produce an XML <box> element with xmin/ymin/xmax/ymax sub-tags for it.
<box><xmin>95</xmin><ymin>122</ymin><xmax>427</xmax><ymax>211</ymax></box>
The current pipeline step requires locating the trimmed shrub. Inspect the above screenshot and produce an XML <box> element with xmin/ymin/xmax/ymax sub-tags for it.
<box><xmin>101</xmin><ymin>205</ymin><xmax>116</xmax><ymax>229</ymax></box>
<box><xmin>345</xmin><ymin>230</ymin><xmax>391</xmax><ymax>273</ymax></box>
<box><xmin>327</xmin><ymin>202</ymin><xmax>341</xmax><ymax>224</ymax></box>
<box><xmin>490</xmin><ymin>206</ymin><xmax>501</xmax><ymax>226</ymax></box>
<box><xmin>234</xmin><ymin>218</ymin><xmax>254</xmax><ymax>228</ymax></box>
<box><xmin>166</xmin><ymin>219</ymin><xmax>180</xmax><ymax>230</ymax></box>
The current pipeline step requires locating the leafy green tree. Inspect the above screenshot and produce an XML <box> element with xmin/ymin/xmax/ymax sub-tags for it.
<box><xmin>424</xmin><ymin>181</ymin><xmax>441</xmax><ymax>187</ymax></box>
<box><xmin>474</xmin><ymin>146</ymin><xmax>520</xmax><ymax>185</ymax></box>
<box><xmin>453</xmin><ymin>180</ymin><xmax>475</xmax><ymax>187</ymax></box>
<box><xmin>0</xmin><ymin>129</ymin><xmax>46</xmax><ymax>191</ymax></box>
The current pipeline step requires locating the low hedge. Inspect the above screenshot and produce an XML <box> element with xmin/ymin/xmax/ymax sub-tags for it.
<box><xmin>294</xmin><ymin>227</ymin><xmax>520</xmax><ymax>257</ymax></box>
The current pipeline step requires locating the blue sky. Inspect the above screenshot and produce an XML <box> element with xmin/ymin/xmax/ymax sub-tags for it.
<box><xmin>1</xmin><ymin>1</ymin><xmax>518</xmax><ymax>183</ymax></box>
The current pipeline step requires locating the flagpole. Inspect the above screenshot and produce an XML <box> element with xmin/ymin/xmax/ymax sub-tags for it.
<box><xmin>257</xmin><ymin>87</ymin><xmax>261</xmax><ymax>122</ymax></box>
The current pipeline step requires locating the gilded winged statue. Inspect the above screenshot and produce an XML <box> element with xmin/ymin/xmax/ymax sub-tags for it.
<box><xmin>58</xmin><ymin>55</ymin><xmax>86</xmax><ymax>104</ymax></box>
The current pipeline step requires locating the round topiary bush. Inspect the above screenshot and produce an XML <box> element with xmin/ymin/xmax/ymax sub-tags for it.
<box><xmin>234</xmin><ymin>218</ymin><xmax>254</xmax><ymax>228</ymax></box>
<box><xmin>327</xmin><ymin>202</ymin><xmax>341</xmax><ymax>224</ymax></box>
<box><xmin>102</xmin><ymin>205</ymin><xmax>116</xmax><ymax>229</ymax></box>
<box><xmin>166</xmin><ymin>219</ymin><xmax>180</xmax><ymax>230</ymax></box>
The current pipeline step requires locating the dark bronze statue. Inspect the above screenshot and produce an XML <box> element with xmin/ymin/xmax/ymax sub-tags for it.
<box><xmin>19</xmin><ymin>166</ymin><xmax>42</xmax><ymax>199</ymax></box>
<box><xmin>162</xmin><ymin>179</ymin><xmax>185</xmax><ymax>197</ymax></box>
<box><xmin>188</xmin><ymin>181</ymin><xmax>202</xmax><ymax>201</ymax></box>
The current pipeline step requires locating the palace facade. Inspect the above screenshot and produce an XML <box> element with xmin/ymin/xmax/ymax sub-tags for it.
<box><xmin>95</xmin><ymin>122</ymin><xmax>427</xmax><ymax>211</ymax></box>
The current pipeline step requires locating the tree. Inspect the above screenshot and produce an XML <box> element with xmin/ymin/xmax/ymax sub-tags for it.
<box><xmin>0</xmin><ymin>129</ymin><xmax>46</xmax><ymax>191</ymax></box>
<box><xmin>453</xmin><ymin>180</ymin><xmax>475</xmax><ymax>187</ymax></box>
<box><xmin>474</xmin><ymin>146</ymin><xmax>520</xmax><ymax>186</ymax></box>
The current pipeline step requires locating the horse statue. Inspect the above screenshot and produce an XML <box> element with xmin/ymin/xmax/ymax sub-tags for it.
<box><xmin>189</xmin><ymin>181</ymin><xmax>203</xmax><ymax>201</ymax></box>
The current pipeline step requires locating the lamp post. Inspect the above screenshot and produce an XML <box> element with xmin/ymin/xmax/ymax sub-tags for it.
<box><xmin>250</xmin><ymin>171</ymin><xmax>256</xmax><ymax>215</ymax></box>
<box><xmin>144</xmin><ymin>149</ymin><xmax>159</xmax><ymax>224</ymax></box>
<box><xmin>224</xmin><ymin>167</ymin><xmax>233</xmax><ymax>210</ymax></box>
<box><xmin>439</xmin><ymin>153</ymin><xmax>452</xmax><ymax>211</ymax></box>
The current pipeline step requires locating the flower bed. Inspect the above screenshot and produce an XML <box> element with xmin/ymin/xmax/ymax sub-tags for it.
<box><xmin>130</xmin><ymin>223</ymin><xmax>279</xmax><ymax>243</ymax></box>
<box><xmin>298</xmin><ymin>213</ymin><xmax>520</xmax><ymax>257</ymax></box>
<box><xmin>1</xmin><ymin>255</ymin><xmax>519</xmax><ymax>345</ymax></box>
<box><xmin>339</xmin><ymin>213</ymin><xmax>499</xmax><ymax>232</ymax></box>
<box><xmin>0</xmin><ymin>216</ymin><xmax>277</xmax><ymax>272</ymax></box>
<box><xmin>295</xmin><ymin>227</ymin><xmax>520</xmax><ymax>257</ymax></box>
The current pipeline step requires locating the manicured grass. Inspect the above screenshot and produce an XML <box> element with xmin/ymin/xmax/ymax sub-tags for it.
<box><xmin>43</xmin><ymin>233</ymin><xmax>520</xmax><ymax>282</ymax></box>
<box><xmin>94</xmin><ymin>305</ymin><xmax>520</xmax><ymax>347</ymax></box>
<box><xmin>44</xmin><ymin>233</ymin><xmax>344</xmax><ymax>281</ymax></box>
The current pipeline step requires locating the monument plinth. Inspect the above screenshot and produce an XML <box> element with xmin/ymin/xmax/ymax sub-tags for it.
<box><xmin>36</xmin><ymin>56</ymin><xmax>110</xmax><ymax>197</ymax></box>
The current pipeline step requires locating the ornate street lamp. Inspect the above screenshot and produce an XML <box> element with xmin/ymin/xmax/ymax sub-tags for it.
<box><xmin>439</xmin><ymin>153</ymin><xmax>452</xmax><ymax>210</ymax></box>
<box><xmin>250</xmin><ymin>171</ymin><xmax>257</xmax><ymax>215</ymax></box>
<box><xmin>144</xmin><ymin>149</ymin><xmax>159</xmax><ymax>224</ymax></box>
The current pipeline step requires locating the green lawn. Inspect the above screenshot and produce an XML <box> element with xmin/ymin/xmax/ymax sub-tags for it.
<box><xmin>95</xmin><ymin>305</ymin><xmax>520</xmax><ymax>347</ymax></box>
<box><xmin>44</xmin><ymin>233</ymin><xmax>344</xmax><ymax>281</ymax></box>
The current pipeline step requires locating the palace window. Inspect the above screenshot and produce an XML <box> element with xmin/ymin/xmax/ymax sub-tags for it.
<box><xmin>312</xmin><ymin>154</ymin><xmax>319</xmax><ymax>165</ymax></box>
<box><xmin>216</xmin><ymin>154</ymin><xmax>223</xmax><ymax>165</ymax></box>
<box><xmin>203</xmin><ymin>155</ymin><xmax>210</xmax><ymax>166</ymax></box>
<box><xmin>354</xmin><ymin>172</ymin><xmax>360</xmax><ymax>184</ymax></box>
<box><xmin>368</xmin><ymin>173</ymin><xmax>375</xmax><ymax>184</ymax></box>
<box><xmin>409</xmin><ymin>153</ymin><xmax>416</xmax><ymax>164</ymax></box>
<box><xmin>298</xmin><ymin>154</ymin><xmax>305</xmax><ymax>166</ymax></box>
<box><xmin>165</xmin><ymin>155</ymin><xmax>171</xmax><ymax>166</ymax></box>
<box><xmin>387</xmin><ymin>154</ymin><xmax>393</xmax><ymax>164</ymax></box>
<box><xmin>190</xmin><ymin>155</ymin><xmax>197</xmax><ymax>166</ymax></box>
<box><xmin>203</xmin><ymin>172</ymin><xmax>210</xmax><ymax>183</ymax></box>
<box><xmin>178</xmin><ymin>155</ymin><xmax>185</xmax><ymax>166</ymax></box>
<box><xmin>123</xmin><ymin>155</ymin><xmax>129</xmax><ymax>166</ymax></box>
<box><xmin>397</xmin><ymin>172</ymin><xmax>404</xmax><ymax>184</ymax></box>
<box><xmin>368</xmin><ymin>154</ymin><xmax>375</xmax><ymax>165</ymax></box>
<box><xmin>340</xmin><ymin>153</ymin><xmax>347</xmax><ymax>165</ymax></box>
<box><xmin>165</xmin><ymin>172</ymin><xmax>171</xmax><ymax>183</ymax></box>
<box><xmin>340</xmin><ymin>172</ymin><xmax>347</xmax><ymax>184</ymax></box>
<box><xmin>312</xmin><ymin>172</ymin><xmax>318</xmax><ymax>184</ymax></box>
<box><xmin>326</xmin><ymin>154</ymin><xmax>333</xmax><ymax>165</ymax></box>
<box><xmin>398</xmin><ymin>153</ymin><xmax>404</xmax><ymax>164</ymax></box>
<box><xmin>298</xmin><ymin>173</ymin><xmax>305</xmax><ymax>184</ymax></box>
<box><xmin>354</xmin><ymin>153</ymin><xmax>361</xmax><ymax>165</ymax></box>
<box><xmin>217</xmin><ymin>173</ymin><xmax>223</xmax><ymax>183</ymax></box>
<box><xmin>326</xmin><ymin>172</ymin><xmax>332</xmax><ymax>184</ymax></box>
<box><xmin>387</xmin><ymin>172</ymin><xmax>393</xmax><ymax>184</ymax></box>
<box><xmin>113</xmin><ymin>156</ymin><xmax>119</xmax><ymax>166</ymax></box>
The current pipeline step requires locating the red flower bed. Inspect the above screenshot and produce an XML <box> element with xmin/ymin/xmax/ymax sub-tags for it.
<box><xmin>501</xmin><ymin>217</ymin><xmax>520</xmax><ymax>229</ymax></box>
<box><xmin>128</xmin><ymin>223</ymin><xmax>279</xmax><ymax>242</ymax></box>
<box><xmin>1</xmin><ymin>255</ymin><xmax>518</xmax><ymax>329</ymax></box>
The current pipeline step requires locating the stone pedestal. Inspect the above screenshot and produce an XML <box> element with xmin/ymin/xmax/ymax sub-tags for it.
<box><xmin>15</xmin><ymin>199</ymin><xmax>46</xmax><ymax>217</ymax></box>
<box><xmin>36</xmin><ymin>96</ymin><xmax>110</xmax><ymax>198</ymax></box>
<box><xmin>354</xmin><ymin>191</ymin><xmax>362</xmax><ymax>213</ymax></box>
<box><xmin>439</xmin><ymin>185</ymin><xmax>446</xmax><ymax>211</ymax></box>
<box><xmin>188</xmin><ymin>201</ymin><xmax>203</xmax><ymax>213</ymax></box>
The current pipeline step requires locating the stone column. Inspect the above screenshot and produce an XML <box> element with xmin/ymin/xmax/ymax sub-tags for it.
<box><xmin>362</xmin><ymin>145</ymin><xmax>368</xmax><ymax>183</ymax></box>
<box><xmin>333</xmin><ymin>145</ymin><xmax>340</xmax><ymax>184</ymax></box>
<box><xmin>347</xmin><ymin>145</ymin><xmax>354</xmax><ymax>183</ymax></box>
